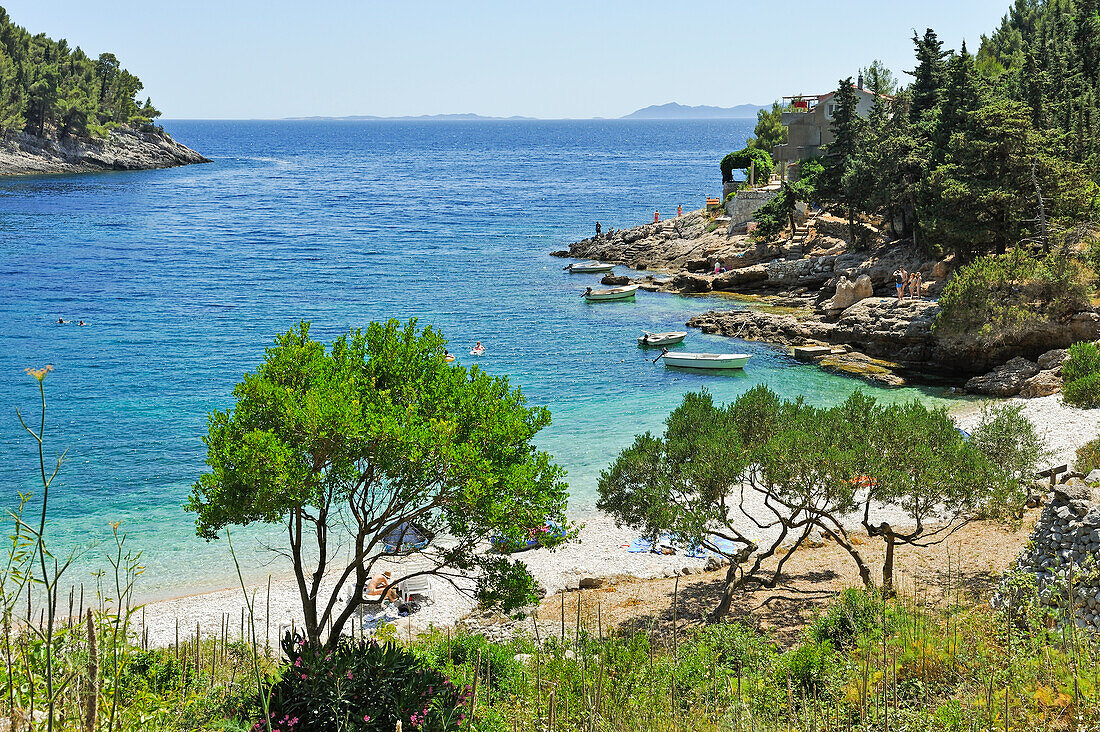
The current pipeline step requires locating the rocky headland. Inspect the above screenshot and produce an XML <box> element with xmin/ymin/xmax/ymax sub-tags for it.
<box><xmin>0</xmin><ymin>126</ymin><xmax>209</xmax><ymax>176</ymax></box>
<box><xmin>553</xmin><ymin>209</ymin><xmax>1100</xmax><ymax>393</ymax></box>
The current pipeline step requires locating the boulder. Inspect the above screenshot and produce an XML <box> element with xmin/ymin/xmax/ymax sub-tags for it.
<box><xmin>1038</xmin><ymin>348</ymin><xmax>1069</xmax><ymax>372</ymax></box>
<box><xmin>712</xmin><ymin>264</ymin><xmax>768</xmax><ymax>291</ymax></box>
<box><xmin>671</xmin><ymin>272</ymin><xmax>712</xmax><ymax>293</ymax></box>
<box><xmin>685</xmin><ymin>258</ymin><xmax>711</xmax><ymax>273</ymax></box>
<box><xmin>1086</xmin><ymin>469</ymin><xmax>1100</xmax><ymax>486</ymax></box>
<box><xmin>964</xmin><ymin>357</ymin><xmax>1040</xmax><ymax>397</ymax></box>
<box><xmin>600</xmin><ymin>274</ymin><xmax>630</xmax><ymax>286</ymax></box>
<box><xmin>1019</xmin><ymin>369</ymin><xmax>1063</xmax><ymax>398</ymax></box>
<box><xmin>822</xmin><ymin>274</ymin><xmax>873</xmax><ymax>316</ymax></box>
<box><xmin>578</xmin><ymin>577</ymin><xmax>604</xmax><ymax>589</ymax></box>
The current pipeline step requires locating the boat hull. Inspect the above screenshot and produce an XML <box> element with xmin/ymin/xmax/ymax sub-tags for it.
<box><xmin>638</xmin><ymin>331</ymin><xmax>687</xmax><ymax>347</ymax></box>
<box><xmin>662</xmin><ymin>352</ymin><xmax>750</xmax><ymax>369</ymax></box>
<box><xmin>585</xmin><ymin>284</ymin><xmax>639</xmax><ymax>302</ymax></box>
<box><xmin>569</xmin><ymin>261</ymin><xmax>615</xmax><ymax>273</ymax></box>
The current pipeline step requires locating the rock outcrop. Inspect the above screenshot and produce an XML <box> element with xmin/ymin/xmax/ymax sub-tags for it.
<box><xmin>822</xmin><ymin>274</ymin><xmax>873</xmax><ymax>317</ymax></box>
<box><xmin>0</xmin><ymin>127</ymin><xmax>209</xmax><ymax>176</ymax></box>
<box><xmin>964</xmin><ymin>357</ymin><xmax>1040</xmax><ymax>396</ymax></box>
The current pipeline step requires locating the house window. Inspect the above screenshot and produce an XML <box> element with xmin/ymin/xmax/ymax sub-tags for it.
<box><xmin>827</xmin><ymin>104</ymin><xmax>835</xmax><ymax>116</ymax></box>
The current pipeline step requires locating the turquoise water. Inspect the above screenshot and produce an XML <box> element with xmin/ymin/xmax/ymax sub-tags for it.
<box><xmin>0</xmin><ymin>120</ymin><xmax>957</xmax><ymax>597</ymax></box>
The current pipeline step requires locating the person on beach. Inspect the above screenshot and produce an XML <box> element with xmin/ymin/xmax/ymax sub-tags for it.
<box><xmin>893</xmin><ymin>269</ymin><xmax>907</xmax><ymax>303</ymax></box>
<box><xmin>595</xmin><ymin>221</ymin><xmax>601</xmax><ymax>239</ymax></box>
<box><xmin>677</xmin><ymin>204</ymin><xmax>682</xmax><ymax>217</ymax></box>
<box><xmin>654</xmin><ymin>210</ymin><xmax>660</xmax><ymax>223</ymax></box>
<box><xmin>366</xmin><ymin>571</ymin><xmax>397</xmax><ymax>602</ymax></box>
<box><xmin>910</xmin><ymin>271</ymin><xmax>923</xmax><ymax>300</ymax></box>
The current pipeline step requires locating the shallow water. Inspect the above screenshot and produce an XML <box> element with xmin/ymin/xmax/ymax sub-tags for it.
<box><xmin>0</xmin><ymin>120</ymin><xmax>959</xmax><ymax>596</ymax></box>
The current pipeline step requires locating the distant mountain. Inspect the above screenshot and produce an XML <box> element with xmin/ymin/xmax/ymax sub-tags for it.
<box><xmin>285</xmin><ymin>113</ymin><xmax>536</xmax><ymax>121</ymax></box>
<box><xmin>621</xmin><ymin>103</ymin><xmax>766</xmax><ymax>120</ymax></box>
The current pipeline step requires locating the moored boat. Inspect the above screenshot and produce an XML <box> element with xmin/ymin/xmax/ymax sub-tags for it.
<box><xmin>583</xmin><ymin>284</ymin><xmax>639</xmax><ymax>302</ymax></box>
<box><xmin>567</xmin><ymin>261</ymin><xmax>616</xmax><ymax>274</ymax></box>
<box><xmin>660</xmin><ymin>351</ymin><xmax>751</xmax><ymax>369</ymax></box>
<box><xmin>638</xmin><ymin>331</ymin><xmax>687</xmax><ymax>347</ymax></box>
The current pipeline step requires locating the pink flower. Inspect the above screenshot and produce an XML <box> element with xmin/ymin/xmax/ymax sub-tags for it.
<box><xmin>363</xmin><ymin>715</ymin><xmax>371</xmax><ymax>722</ymax></box>
<box><xmin>300</xmin><ymin>673</ymin><xmax>307</xmax><ymax>679</ymax></box>
<box><xmin>294</xmin><ymin>658</ymin><xmax>301</xmax><ymax>667</ymax></box>
<box><xmin>347</xmin><ymin>670</ymin><xmax>354</xmax><ymax>679</ymax></box>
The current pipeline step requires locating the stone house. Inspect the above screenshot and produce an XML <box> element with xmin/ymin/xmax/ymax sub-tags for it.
<box><xmin>773</xmin><ymin>77</ymin><xmax>883</xmax><ymax>176</ymax></box>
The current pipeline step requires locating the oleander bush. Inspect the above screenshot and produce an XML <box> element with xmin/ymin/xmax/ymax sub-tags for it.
<box><xmin>262</xmin><ymin>633</ymin><xmax>469</xmax><ymax>732</ymax></box>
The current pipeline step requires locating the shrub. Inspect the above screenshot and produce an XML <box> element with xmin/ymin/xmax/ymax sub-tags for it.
<box><xmin>688</xmin><ymin>622</ymin><xmax>777</xmax><ymax>671</ymax></box>
<box><xmin>808</xmin><ymin>588</ymin><xmax>881</xmax><ymax>651</ymax></box>
<box><xmin>934</xmin><ymin>249</ymin><xmax>1091</xmax><ymax>344</ymax></box>
<box><xmin>1062</xmin><ymin>341</ymin><xmax>1100</xmax><ymax>408</ymax></box>
<box><xmin>421</xmin><ymin>631</ymin><xmax>523</xmax><ymax>694</ymax></box>
<box><xmin>1075</xmin><ymin>435</ymin><xmax>1100</xmax><ymax>472</ymax></box>
<box><xmin>968</xmin><ymin>403</ymin><xmax>1049</xmax><ymax>516</ymax></box>
<box><xmin>721</xmin><ymin>147</ymin><xmax>774</xmax><ymax>183</ymax></box>
<box><xmin>773</xmin><ymin>640</ymin><xmax>839</xmax><ymax>699</ymax></box>
<box><xmin>262</xmin><ymin>633</ymin><xmax>468</xmax><ymax>732</ymax></box>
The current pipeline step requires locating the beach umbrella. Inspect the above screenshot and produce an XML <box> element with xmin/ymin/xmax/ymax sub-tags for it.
<box><xmin>382</xmin><ymin>521</ymin><xmax>432</xmax><ymax>555</ymax></box>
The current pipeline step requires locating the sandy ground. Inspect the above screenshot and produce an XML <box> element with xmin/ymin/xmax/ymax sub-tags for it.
<box><xmin>139</xmin><ymin>393</ymin><xmax>1098</xmax><ymax>649</ymax></box>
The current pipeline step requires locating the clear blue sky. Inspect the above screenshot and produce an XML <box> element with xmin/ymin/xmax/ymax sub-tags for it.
<box><xmin>15</xmin><ymin>0</ymin><xmax>1012</xmax><ymax>119</ymax></box>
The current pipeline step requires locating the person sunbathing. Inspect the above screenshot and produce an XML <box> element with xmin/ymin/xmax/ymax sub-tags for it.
<box><xmin>365</xmin><ymin>570</ymin><xmax>397</xmax><ymax>602</ymax></box>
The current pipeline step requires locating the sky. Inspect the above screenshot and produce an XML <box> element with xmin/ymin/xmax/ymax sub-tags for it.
<box><xmin>12</xmin><ymin>0</ymin><xmax>1014</xmax><ymax>119</ymax></box>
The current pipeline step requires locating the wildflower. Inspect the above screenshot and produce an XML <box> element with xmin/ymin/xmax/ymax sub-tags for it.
<box><xmin>294</xmin><ymin>658</ymin><xmax>301</xmax><ymax>667</ymax></box>
<box><xmin>300</xmin><ymin>673</ymin><xmax>307</xmax><ymax>679</ymax></box>
<box><xmin>25</xmin><ymin>365</ymin><xmax>53</xmax><ymax>382</ymax></box>
<box><xmin>363</xmin><ymin>715</ymin><xmax>371</xmax><ymax>722</ymax></box>
<box><xmin>347</xmin><ymin>670</ymin><xmax>354</xmax><ymax>679</ymax></box>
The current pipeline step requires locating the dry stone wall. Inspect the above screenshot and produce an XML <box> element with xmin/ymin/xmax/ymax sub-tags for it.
<box><xmin>999</xmin><ymin>479</ymin><xmax>1100</xmax><ymax>630</ymax></box>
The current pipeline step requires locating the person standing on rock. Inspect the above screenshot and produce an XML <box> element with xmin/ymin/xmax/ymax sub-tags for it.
<box><xmin>595</xmin><ymin>221</ymin><xmax>601</xmax><ymax>239</ymax></box>
<box><xmin>654</xmin><ymin>210</ymin><xmax>660</xmax><ymax>223</ymax></box>
<box><xmin>677</xmin><ymin>204</ymin><xmax>682</xmax><ymax>217</ymax></box>
<box><xmin>911</xmin><ymin>271</ymin><xmax>923</xmax><ymax>300</ymax></box>
<box><xmin>893</xmin><ymin>268</ymin><xmax>907</xmax><ymax>303</ymax></box>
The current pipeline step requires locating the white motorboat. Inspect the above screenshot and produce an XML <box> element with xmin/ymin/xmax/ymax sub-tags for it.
<box><xmin>638</xmin><ymin>331</ymin><xmax>688</xmax><ymax>347</ymax></box>
<box><xmin>583</xmin><ymin>284</ymin><xmax>639</xmax><ymax>302</ymax></box>
<box><xmin>567</xmin><ymin>261</ymin><xmax>616</xmax><ymax>274</ymax></box>
<box><xmin>660</xmin><ymin>351</ymin><xmax>751</xmax><ymax>369</ymax></box>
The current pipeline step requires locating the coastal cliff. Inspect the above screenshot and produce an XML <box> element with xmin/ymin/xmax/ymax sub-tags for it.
<box><xmin>555</xmin><ymin>209</ymin><xmax>1100</xmax><ymax>390</ymax></box>
<box><xmin>0</xmin><ymin>127</ymin><xmax>209</xmax><ymax>176</ymax></box>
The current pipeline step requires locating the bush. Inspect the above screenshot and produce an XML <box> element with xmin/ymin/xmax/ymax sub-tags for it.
<box><xmin>1062</xmin><ymin>341</ymin><xmax>1100</xmax><ymax>408</ymax></box>
<box><xmin>808</xmin><ymin>588</ymin><xmax>881</xmax><ymax>651</ymax></box>
<box><xmin>934</xmin><ymin>249</ymin><xmax>1091</xmax><ymax>344</ymax></box>
<box><xmin>688</xmin><ymin>622</ymin><xmax>777</xmax><ymax>671</ymax></box>
<box><xmin>1075</xmin><ymin>435</ymin><xmax>1100</xmax><ymax>472</ymax></box>
<box><xmin>721</xmin><ymin>147</ymin><xmax>773</xmax><ymax>183</ymax></box>
<box><xmin>262</xmin><ymin>633</ymin><xmax>468</xmax><ymax>732</ymax></box>
<box><xmin>773</xmin><ymin>640</ymin><xmax>839</xmax><ymax>699</ymax></box>
<box><xmin>421</xmin><ymin>631</ymin><xmax>523</xmax><ymax>694</ymax></box>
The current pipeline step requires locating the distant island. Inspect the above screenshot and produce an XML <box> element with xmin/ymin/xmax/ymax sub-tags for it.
<box><xmin>0</xmin><ymin>8</ymin><xmax>207</xmax><ymax>176</ymax></box>
<box><xmin>286</xmin><ymin>103</ymin><xmax>767</xmax><ymax>122</ymax></box>
<box><xmin>620</xmin><ymin>102</ymin><xmax>767</xmax><ymax>119</ymax></box>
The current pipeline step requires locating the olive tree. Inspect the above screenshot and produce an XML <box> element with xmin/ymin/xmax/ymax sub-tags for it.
<box><xmin>188</xmin><ymin>319</ymin><xmax>569</xmax><ymax>647</ymax></box>
<box><xmin>599</xmin><ymin>386</ymin><xmax>1032</xmax><ymax>617</ymax></box>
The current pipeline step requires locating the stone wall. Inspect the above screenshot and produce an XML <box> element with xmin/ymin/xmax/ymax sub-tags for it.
<box><xmin>726</xmin><ymin>187</ymin><xmax>780</xmax><ymax>228</ymax></box>
<box><xmin>998</xmin><ymin>479</ymin><xmax>1100</xmax><ymax>630</ymax></box>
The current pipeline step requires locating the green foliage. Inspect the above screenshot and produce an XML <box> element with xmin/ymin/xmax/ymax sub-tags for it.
<box><xmin>808</xmin><ymin>588</ymin><xmax>883</xmax><ymax>651</ymax></box>
<box><xmin>188</xmin><ymin>319</ymin><xmax>569</xmax><ymax>644</ymax></box>
<box><xmin>0</xmin><ymin>7</ymin><xmax>160</xmax><ymax>137</ymax></box>
<box><xmin>263</xmin><ymin>633</ymin><xmax>467</xmax><ymax>732</ymax></box>
<box><xmin>598</xmin><ymin>385</ymin><xmax>1019</xmax><ymax>613</ymax></box>
<box><xmin>746</xmin><ymin>101</ymin><xmax>787</xmax><ymax>155</ymax></box>
<box><xmin>773</xmin><ymin>640</ymin><xmax>839</xmax><ymax>699</ymax></box>
<box><xmin>1062</xmin><ymin>341</ymin><xmax>1100</xmax><ymax>408</ymax></box>
<box><xmin>420</xmin><ymin>631</ymin><xmax>525</xmax><ymax>694</ymax></box>
<box><xmin>969</xmin><ymin>402</ymin><xmax>1050</xmax><ymax>513</ymax></box>
<box><xmin>1075</xmin><ymin>434</ymin><xmax>1100</xmax><ymax>473</ymax></box>
<box><xmin>933</xmin><ymin>248</ymin><xmax>1091</xmax><ymax>345</ymax></box>
<box><xmin>720</xmin><ymin>146</ymin><xmax>773</xmax><ymax>184</ymax></box>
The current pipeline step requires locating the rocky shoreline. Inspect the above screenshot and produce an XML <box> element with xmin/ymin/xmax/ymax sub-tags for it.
<box><xmin>0</xmin><ymin>126</ymin><xmax>209</xmax><ymax>176</ymax></box>
<box><xmin>554</xmin><ymin>209</ymin><xmax>1100</xmax><ymax>392</ymax></box>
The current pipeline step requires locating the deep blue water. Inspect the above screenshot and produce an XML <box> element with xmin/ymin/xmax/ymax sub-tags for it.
<box><xmin>0</xmin><ymin>120</ymin><xmax>955</xmax><ymax>597</ymax></box>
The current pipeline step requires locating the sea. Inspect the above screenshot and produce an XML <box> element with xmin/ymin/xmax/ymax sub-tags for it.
<box><xmin>0</xmin><ymin>119</ymin><xmax>956</xmax><ymax>599</ymax></box>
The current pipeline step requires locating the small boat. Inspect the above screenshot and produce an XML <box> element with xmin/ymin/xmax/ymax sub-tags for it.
<box><xmin>660</xmin><ymin>351</ymin><xmax>751</xmax><ymax>369</ymax></box>
<box><xmin>638</xmin><ymin>331</ymin><xmax>687</xmax><ymax>347</ymax></box>
<box><xmin>583</xmin><ymin>284</ymin><xmax>639</xmax><ymax>302</ymax></box>
<box><xmin>567</xmin><ymin>261</ymin><xmax>615</xmax><ymax>274</ymax></box>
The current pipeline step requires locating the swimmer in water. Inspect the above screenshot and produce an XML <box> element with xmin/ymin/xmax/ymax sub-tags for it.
<box><xmin>78</xmin><ymin>320</ymin><xmax>85</xmax><ymax>326</ymax></box>
<box><xmin>58</xmin><ymin>317</ymin><xmax>64</xmax><ymax>324</ymax></box>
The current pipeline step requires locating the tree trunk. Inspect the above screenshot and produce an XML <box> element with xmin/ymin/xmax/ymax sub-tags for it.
<box><xmin>882</xmin><ymin>535</ymin><xmax>896</xmax><ymax>598</ymax></box>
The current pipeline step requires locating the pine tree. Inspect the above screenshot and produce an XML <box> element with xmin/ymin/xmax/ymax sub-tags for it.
<box><xmin>908</xmin><ymin>29</ymin><xmax>951</xmax><ymax>120</ymax></box>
